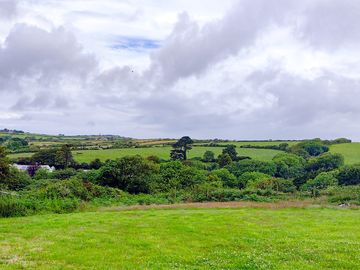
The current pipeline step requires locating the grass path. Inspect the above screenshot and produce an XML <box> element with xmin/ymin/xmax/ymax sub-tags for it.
<box><xmin>1</xmin><ymin>206</ymin><xmax>360</xmax><ymax>269</ymax></box>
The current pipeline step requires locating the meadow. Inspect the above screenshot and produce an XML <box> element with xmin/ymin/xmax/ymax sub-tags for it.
<box><xmin>71</xmin><ymin>146</ymin><xmax>283</xmax><ymax>163</ymax></box>
<box><xmin>330</xmin><ymin>142</ymin><xmax>360</xmax><ymax>164</ymax></box>
<box><xmin>1</xmin><ymin>205</ymin><xmax>360</xmax><ymax>269</ymax></box>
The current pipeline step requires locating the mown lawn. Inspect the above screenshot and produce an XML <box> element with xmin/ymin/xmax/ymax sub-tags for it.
<box><xmin>1</xmin><ymin>207</ymin><xmax>360</xmax><ymax>269</ymax></box>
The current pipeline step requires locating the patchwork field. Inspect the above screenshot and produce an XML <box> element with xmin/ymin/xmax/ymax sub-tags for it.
<box><xmin>72</xmin><ymin>146</ymin><xmax>282</xmax><ymax>163</ymax></box>
<box><xmin>8</xmin><ymin>141</ymin><xmax>360</xmax><ymax>165</ymax></box>
<box><xmin>1</xmin><ymin>206</ymin><xmax>359</xmax><ymax>269</ymax></box>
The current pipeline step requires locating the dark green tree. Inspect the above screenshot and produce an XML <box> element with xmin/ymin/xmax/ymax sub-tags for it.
<box><xmin>218</xmin><ymin>153</ymin><xmax>232</xmax><ymax>168</ymax></box>
<box><xmin>0</xmin><ymin>146</ymin><xmax>10</xmax><ymax>181</ymax></box>
<box><xmin>55</xmin><ymin>145</ymin><xmax>74</xmax><ymax>168</ymax></box>
<box><xmin>171</xmin><ymin>136</ymin><xmax>193</xmax><ymax>160</ymax></box>
<box><xmin>222</xmin><ymin>144</ymin><xmax>237</xmax><ymax>161</ymax></box>
<box><xmin>203</xmin><ymin>150</ymin><xmax>215</xmax><ymax>162</ymax></box>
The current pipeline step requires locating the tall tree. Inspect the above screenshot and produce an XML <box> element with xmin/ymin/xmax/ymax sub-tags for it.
<box><xmin>171</xmin><ymin>136</ymin><xmax>193</xmax><ymax>160</ymax></box>
<box><xmin>222</xmin><ymin>144</ymin><xmax>237</xmax><ymax>161</ymax></box>
<box><xmin>0</xmin><ymin>146</ymin><xmax>10</xmax><ymax>180</ymax></box>
<box><xmin>55</xmin><ymin>144</ymin><xmax>74</xmax><ymax>168</ymax></box>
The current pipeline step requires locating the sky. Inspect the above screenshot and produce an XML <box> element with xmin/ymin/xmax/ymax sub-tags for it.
<box><xmin>0</xmin><ymin>0</ymin><xmax>360</xmax><ymax>140</ymax></box>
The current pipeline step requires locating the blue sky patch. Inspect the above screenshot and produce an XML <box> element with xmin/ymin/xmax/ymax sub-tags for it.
<box><xmin>110</xmin><ymin>36</ymin><xmax>161</xmax><ymax>51</ymax></box>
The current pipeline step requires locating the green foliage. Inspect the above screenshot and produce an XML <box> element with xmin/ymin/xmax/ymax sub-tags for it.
<box><xmin>227</xmin><ymin>159</ymin><xmax>276</xmax><ymax>177</ymax></box>
<box><xmin>2</xmin><ymin>138</ymin><xmax>28</xmax><ymax>151</ymax></box>
<box><xmin>202</xmin><ymin>150</ymin><xmax>215</xmax><ymax>162</ymax></box>
<box><xmin>247</xmin><ymin>178</ymin><xmax>296</xmax><ymax>193</ymax></box>
<box><xmin>322</xmin><ymin>185</ymin><xmax>360</xmax><ymax>204</ymax></box>
<box><xmin>210</xmin><ymin>168</ymin><xmax>237</xmax><ymax>188</ymax></box>
<box><xmin>217</xmin><ymin>153</ymin><xmax>232</xmax><ymax>167</ymax></box>
<box><xmin>171</xmin><ymin>136</ymin><xmax>193</xmax><ymax>160</ymax></box>
<box><xmin>302</xmin><ymin>171</ymin><xmax>338</xmax><ymax>195</ymax></box>
<box><xmin>273</xmin><ymin>153</ymin><xmax>306</xmax><ymax>179</ymax></box>
<box><xmin>51</xmin><ymin>168</ymin><xmax>77</xmax><ymax>180</ymax></box>
<box><xmin>2</xmin><ymin>167</ymin><xmax>32</xmax><ymax>190</ymax></box>
<box><xmin>306</xmin><ymin>153</ymin><xmax>344</xmax><ymax>172</ymax></box>
<box><xmin>337</xmin><ymin>165</ymin><xmax>360</xmax><ymax>186</ymax></box>
<box><xmin>0</xmin><ymin>146</ymin><xmax>10</xmax><ymax>180</ymax></box>
<box><xmin>289</xmin><ymin>140</ymin><xmax>329</xmax><ymax>158</ymax></box>
<box><xmin>55</xmin><ymin>145</ymin><xmax>75</xmax><ymax>168</ymax></box>
<box><xmin>89</xmin><ymin>158</ymin><xmax>103</xmax><ymax>169</ymax></box>
<box><xmin>0</xmin><ymin>196</ymin><xmax>27</xmax><ymax>217</ymax></box>
<box><xmin>98</xmin><ymin>155</ymin><xmax>159</xmax><ymax>194</ymax></box>
<box><xmin>222</xmin><ymin>144</ymin><xmax>237</xmax><ymax>161</ymax></box>
<box><xmin>238</xmin><ymin>172</ymin><xmax>271</xmax><ymax>189</ymax></box>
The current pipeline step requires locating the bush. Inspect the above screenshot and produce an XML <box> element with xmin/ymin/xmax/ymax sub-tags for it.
<box><xmin>302</xmin><ymin>171</ymin><xmax>338</xmax><ymax>195</ymax></box>
<box><xmin>273</xmin><ymin>153</ymin><xmax>306</xmax><ymax>179</ymax></box>
<box><xmin>322</xmin><ymin>185</ymin><xmax>360</xmax><ymax>205</ymax></box>
<box><xmin>98</xmin><ymin>156</ymin><xmax>160</xmax><ymax>194</ymax></box>
<box><xmin>51</xmin><ymin>168</ymin><xmax>77</xmax><ymax>180</ymax></box>
<box><xmin>306</xmin><ymin>153</ymin><xmax>344</xmax><ymax>172</ymax></box>
<box><xmin>1</xmin><ymin>167</ymin><xmax>32</xmax><ymax>191</ymax></box>
<box><xmin>247</xmin><ymin>178</ymin><xmax>296</xmax><ymax>193</ymax></box>
<box><xmin>238</xmin><ymin>172</ymin><xmax>271</xmax><ymax>189</ymax></box>
<box><xmin>210</xmin><ymin>168</ymin><xmax>237</xmax><ymax>188</ymax></box>
<box><xmin>227</xmin><ymin>159</ymin><xmax>276</xmax><ymax>177</ymax></box>
<box><xmin>0</xmin><ymin>196</ymin><xmax>28</xmax><ymax>217</ymax></box>
<box><xmin>337</xmin><ymin>165</ymin><xmax>360</xmax><ymax>186</ymax></box>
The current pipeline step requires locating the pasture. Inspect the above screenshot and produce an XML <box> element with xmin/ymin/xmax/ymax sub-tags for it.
<box><xmin>0</xmin><ymin>205</ymin><xmax>359</xmax><ymax>269</ymax></box>
<box><xmin>330</xmin><ymin>142</ymin><xmax>360</xmax><ymax>164</ymax></box>
<box><xmin>72</xmin><ymin>146</ymin><xmax>282</xmax><ymax>163</ymax></box>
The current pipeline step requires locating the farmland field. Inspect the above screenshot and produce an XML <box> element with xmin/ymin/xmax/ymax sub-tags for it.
<box><xmin>72</xmin><ymin>146</ymin><xmax>282</xmax><ymax>163</ymax></box>
<box><xmin>1</xmin><ymin>205</ymin><xmax>360</xmax><ymax>269</ymax></box>
<box><xmin>330</xmin><ymin>143</ymin><xmax>360</xmax><ymax>165</ymax></box>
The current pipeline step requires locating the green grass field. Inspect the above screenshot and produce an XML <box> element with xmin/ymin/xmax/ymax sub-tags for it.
<box><xmin>1</xmin><ymin>206</ymin><xmax>359</xmax><ymax>269</ymax></box>
<box><xmin>71</xmin><ymin>146</ymin><xmax>282</xmax><ymax>163</ymax></box>
<box><xmin>330</xmin><ymin>143</ymin><xmax>360</xmax><ymax>165</ymax></box>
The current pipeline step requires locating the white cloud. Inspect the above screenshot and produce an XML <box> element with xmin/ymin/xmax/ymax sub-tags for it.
<box><xmin>1</xmin><ymin>0</ymin><xmax>360</xmax><ymax>140</ymax></box>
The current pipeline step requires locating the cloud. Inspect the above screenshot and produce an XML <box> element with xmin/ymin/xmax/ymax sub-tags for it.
<box><xmin>1</xmin><ymin>0</ymin><xmax>360</xmax><ymax>140</ymax></box>
<box><xmin>0</xmin><ymin>0</ymin><xmax>17</xmax><ymax>20</ymax></box>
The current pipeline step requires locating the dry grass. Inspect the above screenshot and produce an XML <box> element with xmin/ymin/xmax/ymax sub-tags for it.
<box><xmin>98</xmin><ymin>200</ymin><xmax>316</xmax><ymax>212</ymax></box>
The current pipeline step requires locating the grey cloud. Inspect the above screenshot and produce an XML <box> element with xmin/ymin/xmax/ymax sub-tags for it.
<box><xmin>0</xmin><ymin>0</ymin><xmax>17</xmax><ymax>20</ymax></box>
<box><xmin>0</xmin><ymin>24</ymin><xmax>97</xmax><ymax>92</ymax></box>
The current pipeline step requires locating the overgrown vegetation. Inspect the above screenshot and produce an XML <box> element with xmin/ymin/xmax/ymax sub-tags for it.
<box><xmin>1</xmin><ymin>135</ymin><xmax>359</xmax><ymax>217</ymax></box>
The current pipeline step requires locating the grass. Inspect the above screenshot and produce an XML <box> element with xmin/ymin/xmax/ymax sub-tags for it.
<box><xmin>330</xmin><ymin>143</ymin><xmax>360</xmax><ymax>165</ymax></box>
<box><xmin>0</xmin><ymin>206</ymin><xmax>360</xmax><ymax>269</ymax></box>
<box><xmin>71</xmin><ymin>146</ymin><xmax>282</xmax><ymax>163</ymax></box>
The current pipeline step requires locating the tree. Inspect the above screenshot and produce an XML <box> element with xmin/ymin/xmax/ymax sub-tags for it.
<box><xmin>289</xmin><ymin>140</ymin><xmax>329</xmax><ymax>158</ymax></box>
<box><xmin>306</xmin><ymin>153</ymin><xmax>344</xmax><ymax>173</ymax></box>
<box><xmin>302</xmin><ymin>171</ymin><xmax>338</xmax><ymax>195</ymax></box>
<box><xmin>218</xmin><ymin>153</ymin><xmax>232</xmax><ymax>168</ymax></box>
<box><xmin>210</xmin><ymin>168</ymin><xmax>237</xmax><ymax>188</ymax></box>
<box><xmin>203</xmin><ymin>151</ymin><xmax>215</xmax><ymax>162</ymax></box>
<box><xmin>55</xmin><ymin>145</ymin><xmax>74</xmax><ymax>168</ymax></box>
<box><xmin>98</xmin><ymin>155</ymin><xmax>159</xmax><ymax>194</ymax></box>
<box><xmin>272</xmin><ymin>153</ymin><xmax>306</xmax><ymax>179</ymax></box>
<box><xmin>337</xmin><ymin>165</ymin><xmax>360</xmax><ymax>186</ymax></box>
<box><xmin>227</xmin><ymin>159</ymin><xmax>276</xmax><ymax>178</ymax></box>
<box><xmin>90</xmin><ymin>158</ymin><xmax>103</xmax><ymax>169</ymax></box>
<box><xmin>222</xmin><ymin>145</ymin><xmax>237</xmax><ymax>161</ymax></box>
<box><xmin>171</xmin><ymin>136</ymin><xmax>193</xmax><ymax>160</ymax></box>
<box><xmin>0</xmin><ymin>146</ymin><xmax>10</xmax><ymax>181</ymax></box>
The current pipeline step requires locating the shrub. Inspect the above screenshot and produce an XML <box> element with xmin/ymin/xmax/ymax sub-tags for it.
<box><xmin>0</xmin><ymin>196</ymin><xmax>28</xmax><ymax>217</ymax></box>
<box><xmin>337</xmin><ymin>165</ymin><xmax>360</xmax><ymax>186</ymax></box>
<box><xmin>238</xmin><ymin>172</ymin><xmax>271</xmax><ymax>189</ymax></box>
<box><xmin>1</xmin><ymin>167</ymin><xmax>32</xmax><ymax>191</ymax></box>
<box><xmin>322</xmin><ymin>185</ymin><xmax>360</xmax><ymax>205</ymax></box>
<box><xmin>306</xmin><ymin>153</ymin><xmax>344</xmax><ymax>172</ymax></box>
<box><xmin>51</xmin><ymin>168</ymin><xmax>77</xmax><ymax>180</ymax></box>
<box><xmin>210</xmin><ymin>168</ymin><xmax>237</xmax><ymax>188</ymax></box>
<box><xmin>98</xmin><ymin>156</ymin><xmax>160</xmax><ymax>194</ymax></box>
<box><xmin>273</xmin><ymin>153</ymin><xmax>306</xmax><ymax>179</ymax></box>
<box><xmin>227</xmin><ymin>159</ymin><xmax>276</xmax><ymax>177</ymax></box>
<box><xmin>247</xmin><ymin>178</ymin><xmax>296</xmax><ymax>193</ymax></box>
<box><xmin>302</xmin><ymin>171</ymin><xmax>338</xmax><ymax>194</ymax></box>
